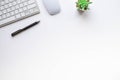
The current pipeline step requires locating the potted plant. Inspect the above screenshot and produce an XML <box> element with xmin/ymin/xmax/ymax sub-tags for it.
<box><xmin>76</xmin><ymin>0</ymin><xmax>92</xmax><ymax>12</ymax></box>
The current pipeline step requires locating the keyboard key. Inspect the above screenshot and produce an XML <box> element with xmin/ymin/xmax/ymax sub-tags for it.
<box><xmin>16</xmin><ymin>14</ymin><xmax>21</xmax><ymax>18</ymax></box>
<box><xmin>6</xmin><ymin>13</ymin><xmax>10</xmax><ymax>17</ymax></box>
<box><xmin>28</xmin><ymin>0</ymin><xmax>35</xmax><ymax>4</ymax></box>
<box><xmin>21</xmin><ymin>12</ymin><xmax>25</xmax><ymax>16</ymax></box>
<box><xmin>0</xmin><ymin>16</ymin><xmax>15</xmax><ymax>25</ymax></box>
<box><xmin>27</xmin><ymin>3</ymin><xmax>36</xmax><ymax>9</ymax></box>
<box><xmin>0</xmin><ymin>12</ymin><xmax>2</xmax><ymax>15</ymax></box>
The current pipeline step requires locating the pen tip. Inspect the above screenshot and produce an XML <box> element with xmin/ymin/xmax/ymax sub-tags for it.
<box><xmin>37</xmin><ymin>21</ymin><xmax>40</xmax><ymax>23</ymax></box>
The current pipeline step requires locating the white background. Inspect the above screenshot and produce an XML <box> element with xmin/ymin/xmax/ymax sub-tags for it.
<box><xmin>1</xmin><ymin>0</ymin><xmax>120</xmax><ymax>80</ymax></box>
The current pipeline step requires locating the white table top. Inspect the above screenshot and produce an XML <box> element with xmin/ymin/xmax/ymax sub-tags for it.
<box><xmin>1</xmin><ymin>0</ymin><xmax>120</xmax><ymax>80</ymax></box>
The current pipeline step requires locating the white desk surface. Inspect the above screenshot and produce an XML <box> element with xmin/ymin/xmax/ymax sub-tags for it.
<box><xmin>1</xmin><ymin>0</ymin><xmax>120</xmax><ymax>80</ymax></box>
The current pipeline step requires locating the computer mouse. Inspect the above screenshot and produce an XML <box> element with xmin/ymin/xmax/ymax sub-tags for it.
<box><xmin>42</xmin><ymin>0</ymin><xmax>61</xmax><ymax>15</ymax></box>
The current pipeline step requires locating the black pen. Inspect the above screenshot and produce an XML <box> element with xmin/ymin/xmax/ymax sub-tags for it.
<box><xmin>11</xmin><ymin>21</ymin><xmax>40</xmax><ymax>37</ymax></box>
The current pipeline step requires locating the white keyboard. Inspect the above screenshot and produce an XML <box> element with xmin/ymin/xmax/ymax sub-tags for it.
<box><xmin>0</xmin><ymin>0</ymin><xmax>40</xmax><ymax>28</ymax></box>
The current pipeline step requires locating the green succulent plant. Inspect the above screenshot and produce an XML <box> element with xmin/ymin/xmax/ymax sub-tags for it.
<box><xmin>76</xmin><ymin>0</ymin><xmax>92</xmax><ymax>11</ymax></box>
